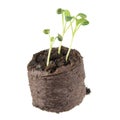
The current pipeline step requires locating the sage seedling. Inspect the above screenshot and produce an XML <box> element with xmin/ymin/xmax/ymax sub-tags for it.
<box><xmin>43</xmin><ymin>29</ymin><xmax>55</xmax><ymax>66</ymax></box>
<box><xmin>42</xmin><ymin>9</ymin><xmax>89</xmax><ymax>66</ymax></box>
<box><xmin>66</xmin><ymin>13</ymin><xmax>89</xmax><ymax>61</ymax></box>
<box><xmin>57</xmin><ymin>8</ymin><xmax>73</xmax><ymax>54</ymax></box>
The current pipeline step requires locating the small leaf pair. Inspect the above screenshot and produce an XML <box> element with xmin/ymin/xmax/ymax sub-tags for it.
<box><xmin>64</xmin><ymin>9</ymin><xmax>73</xmax><ymax>22</ymax></box>
<box><xmin>76</xmin><ymin>13</ymin><xmax>89</xmax><ymax>26</ymax></box>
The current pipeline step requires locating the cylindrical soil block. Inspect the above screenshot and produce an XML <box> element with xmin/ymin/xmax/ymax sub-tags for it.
<box><xmin>27</xmin><ymin>46</ymin><xmax>86</xmax><ymax>113</ymax></box>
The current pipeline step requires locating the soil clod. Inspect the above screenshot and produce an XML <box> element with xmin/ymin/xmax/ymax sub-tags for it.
<box><xmin>86</xmin><ymin>87</ymin><xmax>91</xmax><ymax>95</ymax></box>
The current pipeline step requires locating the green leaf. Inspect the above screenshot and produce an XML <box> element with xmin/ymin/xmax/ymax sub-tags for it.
<box><xmin>57</xmin><ymin>8</ymin><xmax>63</xmax><ymax>14</ymax></box>
<box><xmin>76</xmin><ymin>18</ymin><xmax>84</xmax><ymax>26</ymax></box>
<box><xmin>64</xmin><ymin>10</ymin><xmax>71</xmax><ymax>16</ymax></box>
<box><xmin>50</xmin><ymin>37</ymin><xmax>55</xmax><ymax>42</ymax></box>
<box><xmin>76</xmin><ymin>18</ymin><xmax>89</xmax><ymax>26</ymax></box>
<box><xmin>77</xmin><ymin>13</ymin><xmax>87</xmax><ymax>18</ymax></box>
<box><xmin>43</xmin><ymin>29</ymin><xmax>50</xmax><ymax>34</ymax></box>
<box><xmin>57</xmin><ymin>34</ymin><xmax>63</xmax><ymax>41</ymax></box>
<box><xmin>81</xmin><ymin>19</ymin><xmax>89</xmax><ymax>25</ymax></box>
<box><xmin>65</xmin><ymin>16</ymin><xmax>73</xmax><ymax>22</ymax></box>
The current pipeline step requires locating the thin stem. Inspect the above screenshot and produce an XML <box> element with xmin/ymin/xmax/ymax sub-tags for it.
<box><xmin>64</xmin><ymin>19</ymin><xmax>75</xmax><ymax>33</ymax></box>
<box><xmin>58</xmin><ymin>41</ymin><xmax>62</xmax><ymax>54</ymax></box>
<box><xmin>58</xmin><ymin>15</ymin><xmax>75</xmax><ymax>55</ymax></box>
<box><xmin>47</xmin><ymin>34</ymin><xmax>52</xmax><ymax>66</ymax></box>
<box><xmin>65</xmin><ymin>21</ymin><xmax>75</xmax><ymax>61</ymax></box>
<box><xmin>66</xmin><ymin>23</ymin><xmax>81</xmax><ymax>61</ymax></box>
<box><xmin>70</xmin><ymin>21</ymin><xmax>74</xmax><ymax>34</ymax></box>
<box><xmin>66</xmin><ymin>36</ymin><xmax>74</xmax><ymax>61</ymax></box>
<box><xmin>58</xmin><ymin>20</ymin><xmax>74</xmax><ymax>54</ymax></box>
<box><xmin>76</xmin><ymin>24</ymin><xmax>81</xmax><ymax>32</ymax></box>
<box><xmin>58</xmin><ymin>25</ymin><xmax>66</xmax><ymax>54</ymax></box>
<box><xmin>58</xmin><ymin>18</ymin><xmax>67</xmax><ymax>54</ymax></box>
<box><xmin>47</xmin><ymin>43</ymin><xmax>52</xmax><ymax>66</ymax></box>
<box><xmin>58</xmin><ymin>13</ymin><xmax>64</xmax><ymax>54</ymax></box>
<box><xmin>62</xmin><ymin>13</ymin><xmax>64</xmax><ymax>29</ymax></box>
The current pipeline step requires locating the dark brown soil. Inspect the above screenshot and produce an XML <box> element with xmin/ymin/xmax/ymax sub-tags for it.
<box><xmin>27</xmin><ymin>46</ymin><xmax>90</xmax><ymax>113</ymax></box>
<box><xmin>27</xmin><ymin>46</ymin><xmax>81</xmax><ymax>73</ymax></box>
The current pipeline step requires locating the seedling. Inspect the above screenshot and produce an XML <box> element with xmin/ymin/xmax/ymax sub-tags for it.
<box><xmin>43</xmin><ymin>29</ymin><xmax>55</xmax><ymax>66</ymax></box>
<box><xmin>43</xmin><ymin>9</ymin><xmax>89</xmax><ymax>66</ymax></box>
<box><xmin>65</xmin><ymin>12</ymin><xmax>89</xmax><ymax>61</ymax></box>
<box><xmin>57</xmin><ymin>8</ymin><xmax>73</xmax><ymax>54</ymax></box>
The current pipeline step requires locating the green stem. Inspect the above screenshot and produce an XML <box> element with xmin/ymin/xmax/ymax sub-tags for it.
<box><xmin>62</xmin><ymin>13</ymin><xmax>64</xmax><ymax>30</ymax></box>
<box><xmin>47</xmin><ymin>34</ymin><xmax>52</xmax><ymax>66</ymax></box>
<box><xmin>59</xmin><ymin>19</ymin><xmax>74</xmax><ymax>55</ymax></box>
<box><xmin>66</xmin><ymin>21</ymin><xmax>76</xmax><ymax>61</ymax></box>
<box><xmin>58</xmin><ymin>41</ymin><xmax>62</xmax><ymax>54</ymax></box>
<box><xmin>58</xmin><ymin>19</ymin><xmax>67</xmax><ymax>54</ymax></box>
<box><xmin>58</xmin><ymin>14</ymin><xmax>64</xmax><ymax>54</ymax></box>
<box><xmin>64</xmin><ymin>19</ymin><xmax>74</xmax><ymax>33</ymax></box>
<box><xmin>70</xmin><ymin>21</ymin><xmax>74</xmax><ymax>34</ymax></box>
<box><xmin>76</xmin><ymin>24</ymin><xmax>81</xmax><ymax>32</ymax></box>
<box><xmin>66</xmin><ymin>36</ymin><xmax>74</xmax><ymax>61</ymax></box>
<box><xmin>58</xmin><ymin>32</ymin><xmax>65</xmax><ymax>54</ymax></box>
<box><xmin>47</xmin><ymin>43</ymin><xmax>52</xmax><ymax>66</ymax></box>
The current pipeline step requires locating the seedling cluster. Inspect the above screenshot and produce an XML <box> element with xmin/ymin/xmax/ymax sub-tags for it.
<box><xmin>43</xmin><ymin>8</ymin><xmax>89</xmax><ymax>66</ymax></box>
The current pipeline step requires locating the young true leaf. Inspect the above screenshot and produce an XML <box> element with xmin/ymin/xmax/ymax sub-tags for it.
<box><xmin>57</xmin><ymin>34</ymin><xmax>63</xmax><ymax>41</ymax></box>
<box><xmin>77</xmin><ymin>13</ymin><xmax>87</xmax><ymax>18</ymax></box>
<box><xmin>57</xmin><ymin>8</ymin><xmax>63</xmax><ymax>14</ymax></box>
<box><xmin>64</xmin><ymin>10</ymin><xmax>71</xmax><ymax>16</ymax></box>
<box><xmin>76</xmin><ymin>18</ymin><xmax>89</xmax><ymax>26</ymax></box>
<box><xmin>43</xmin><ymin>29</ymin><xmax>50</xmax><ymax>34</ymax></box>
<box><xmin>65</xmin><ymin>16</ymin><xmax>73</xmax><ymax>22</ymax></box>
<box><xmin>81</xmin><ymin>19</ymin><xmax>89</xmax><ymax>25</ymax></box>
<box><xmin>66</xmin><ymin>12</ymin><xmax>89</xmax><ymax>61</ymax></box>
<box><xmin>76</xmin><ymin>18</ymin><xmax>84</xmax><ymax>26</ymax></box>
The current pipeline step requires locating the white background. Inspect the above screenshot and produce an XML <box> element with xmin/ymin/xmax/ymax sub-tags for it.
<box><xmin>0</xmin><ymin>0</ymin><xmax>120</xmax><ymax>119</ymax></box>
